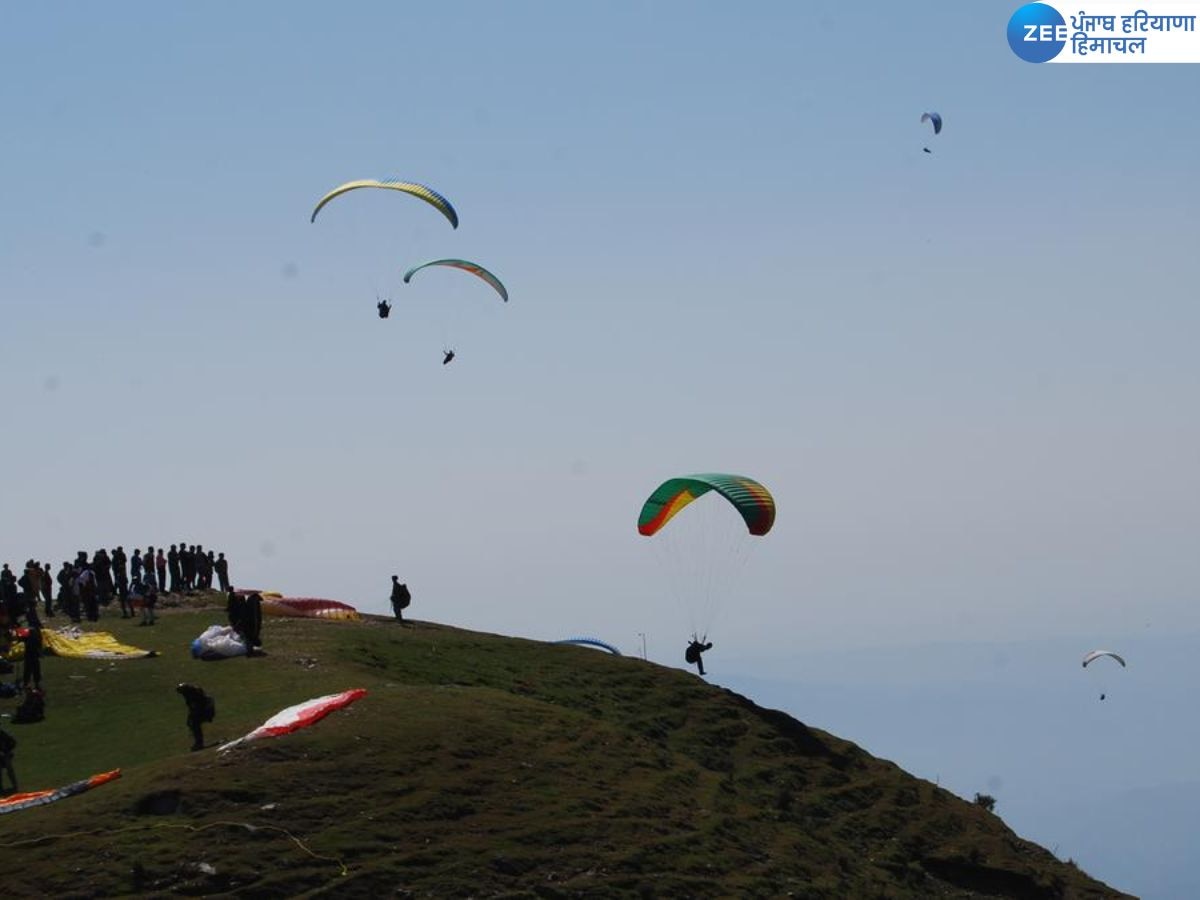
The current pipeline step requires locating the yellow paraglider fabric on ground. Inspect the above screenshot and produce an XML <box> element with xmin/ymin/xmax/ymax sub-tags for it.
<box><xmin>42</xmin><ymin>628</ymin><xmax>156</xmax><ymax>660</ymax></box>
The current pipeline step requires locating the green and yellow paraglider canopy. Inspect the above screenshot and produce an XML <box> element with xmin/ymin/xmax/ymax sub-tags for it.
<box><xmin>637</xmin><ymin>474</ymin><xmax>776</xmax><ymax>537</ymax></box>
<box><xmin>310</xmin><ymin>179</ymin><xmax>459</xmax><ymax>229</ymax></box>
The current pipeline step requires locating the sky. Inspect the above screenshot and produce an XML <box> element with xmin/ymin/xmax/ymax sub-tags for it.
<box><xmin>2</xmin><ymin>2</ymin><xmax>1198</xmax><ymax>894</ymax></box>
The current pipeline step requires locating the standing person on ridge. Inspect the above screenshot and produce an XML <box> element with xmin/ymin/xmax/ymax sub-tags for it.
<box><xmin>142</xmin><ymin>548</ymin><xmax>156</xmax><ymax>590</ymax></box>
<box><xmin>77</xmin><ymin>565</ymin><xmax>98</xmax><ymax>622</ymax></box>
<box><xmin>19</xmin><ymin>561</ymin><xmax>39</xmax><ymax>619</ymax></box>
<box><xmin>39</xmin><ymin>563</ymin><xmax>53</xmax><ymax>617</ymax></box>
<box><xmin>156</xmin><ymin>549</ymin><xmax>167</xmax><ymax>594</ymax></box>
<box><xmin>390</xmin><ymin>576</ymin><xmax>411</xmax><ymax>622</ymax></box>
<box><xmin>56</xmin><ymin>561</ymin><xmax>77</xmax><ymax>622</ymax></box>
<box><xmin>181</xmin><ymin>545</ymin><xmax>195</xmax><ymax>591</ymax></box>
<box><xmin>168</xmin><ymin>544</ymin><xmax>181</xmax><ymax>594</ymax></box>
<box><xmin>110</xmin><ymin>546</ymin><xmax>126</xmax><ymax>590</ymax></box>
<box><xmin>93</xmin><ymin>549</ymin><xmax>114</xmax><ymax>608</ymax></box>
<box><xmin>111</xmin><ymin>547</ymin><xmax>128</xmax><ymax>599</ymax></box>
<box><xmin>215</xmin><ymin>553</ymin><xmax>230</xmax><ymax>592</ymax></box>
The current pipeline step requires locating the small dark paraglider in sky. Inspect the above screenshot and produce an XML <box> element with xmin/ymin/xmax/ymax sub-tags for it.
<box><xmin>921</xmin><ymin>110</ymin><xmax>942</xmax><ymax>154</ymax></box>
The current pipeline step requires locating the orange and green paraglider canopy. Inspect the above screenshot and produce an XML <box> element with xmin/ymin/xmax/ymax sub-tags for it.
<box><xmin>637</xmin><ymin>474</ymin><xmax>776</xmax><ymax>537</ymax></box>
<box><xmin>402</xmin><ymin>259</ymin><xmax>508</xmax><ymax>302</ymax></box>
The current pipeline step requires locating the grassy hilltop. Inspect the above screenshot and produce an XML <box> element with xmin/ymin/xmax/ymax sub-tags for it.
<box><xmin>0</xmin><ymin>599</ymin><xmax>1130</xmax><ymax>898</ymax></box>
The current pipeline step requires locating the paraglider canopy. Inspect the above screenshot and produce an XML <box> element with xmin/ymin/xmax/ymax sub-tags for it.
<box><xmin>637</xmin><ymin>473</ymin><xmax>776</xmax><ymax>645</ymax></box>
<box><xmin>553</xmin><ymin>637</ymin><xmax>622</xmax><ymax>656</ymax></box>
<box><xmin>403</xmin><ymin>259</ymin><xmax>509</xmax><ymax>303</ymax></box>
<box><xmin>638</xmin><ymin>474</ymin><xmax>776</xmax><ymax>537</ymax></box>
<box><xmin>1082</xmin><ymin>650</ymin><xmax>1126</xmax><ymax>668</ymax></box>
<box><xmin>921</xmin><ymin>111</ymin><xmax>943</xmax><ymax>134</ymax></box>
<box><xmin>310</xmin><ymin>179</ymin><xmax>459</xmax><ymax>229</ymax></box>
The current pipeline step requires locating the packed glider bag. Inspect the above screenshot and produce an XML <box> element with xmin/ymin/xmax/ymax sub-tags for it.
<box><xmin>191</xmin><ymin>625</ymin><xmax>248</xmax><ymax>660</ymax></box>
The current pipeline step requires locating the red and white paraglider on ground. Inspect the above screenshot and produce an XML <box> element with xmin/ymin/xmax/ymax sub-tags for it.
<box><xmin>218</xmin><ymin>689</ymin><xmax>367</xmax><ymax>753</ymax></box>
<box><xmin>232</xmin><ymin>590</ymin><xmax>362</xmax><ymax>620</ymax></box>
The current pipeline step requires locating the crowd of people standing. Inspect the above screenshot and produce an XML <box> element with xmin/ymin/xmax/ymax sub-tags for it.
<box><xmin>1</xmin><ymin>544</ymin><xmax>234</xmax><ymax>627</ymax></box>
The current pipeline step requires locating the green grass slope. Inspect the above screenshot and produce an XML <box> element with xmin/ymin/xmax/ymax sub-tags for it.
<box><xmin>0</xmin><ymin>602</ymin><xmax>1131</xmax><ymax>898</ymax></box>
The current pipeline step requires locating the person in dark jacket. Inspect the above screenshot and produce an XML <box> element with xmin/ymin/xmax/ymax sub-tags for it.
<box><xmin>685</xmin><ymin>638</ymin><xmax>713</xmax><ymax>676</ymax></box>
<box><xmin>167</xmin><ymin>545</ymin><xmax>182</xmax><ymax>594</ymax></box>
<box><xmin>226</xmin><ymin>590</ymin><xmax>247</xmax><ymax>636</ymax></box>
<box><xmin>181</xmin><ymin>545</ymin><xmax>195</xmax><ymax>590</ymax></box>
<box><xmin>390</xmin><ymin>576</ymin><xmax>411</xmax><ymax>621</ymax></box>
<box><xmin>0</xmin><ymin>726</ymin><xmax>16</xmax><ymax>794</ymax></box>
<box><xmin>21</xmin><ymin>618</ymin><xmax>43</xmax><ymax>692</ymax></box>
<box><xmin>56</xmin><ymin>561</ymin><xmax>77</xmax><ymax>622</ymax></box>
<box><xmin>39</xmin><ymin>563</ymin><xmax>53</xmax><ymax>617</ymax></box>
<box><xmin>111</xmin><ymin>546</ymin><xmax>127</xmax><ymax>588</ymax></box>
<box><xmin>77</xmin><ymin>565</ymin><xmax>99</xmax><ymax>622</ymax></box>
<box><xmin>215</xmin><ymin>553</ymin><xmax>230</xmax><ymax>592</ymax></box>
<box><xmin>243</xmin><ymin>592</ymin><xmax>263</xmax><ymax>651</ymax></box>
<box><xmin>176</xmin><ymin>683</ymin><xmax>214</xmax><ymax>751</ymax></box>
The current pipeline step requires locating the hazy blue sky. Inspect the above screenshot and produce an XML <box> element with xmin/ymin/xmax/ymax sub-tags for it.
<box><xmin>3</xmin><ymin>3</ymin><xmax>1197</xmax><ymax>894</ymax></box>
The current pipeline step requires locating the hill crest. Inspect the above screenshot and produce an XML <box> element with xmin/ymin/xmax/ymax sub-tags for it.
<box><xmin>0</xmin><ymin>606</ymin><xmax>1130</xmax><ymax>898</ymax></box>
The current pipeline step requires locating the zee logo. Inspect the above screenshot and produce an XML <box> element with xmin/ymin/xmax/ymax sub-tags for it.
<box><xmin>1024</xmin><ymin>24</ymin><xmax>1070</xmax><ymax>41</ymax></box>
<box><xmin>1008</xmin><ymin>2</ymin><xmax>1067</xmax><ymax>62</ymax></box>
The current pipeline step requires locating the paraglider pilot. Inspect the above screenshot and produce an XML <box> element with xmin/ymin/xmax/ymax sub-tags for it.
<box><xmin>442</xmin><ymin>349</ymin><xmax>456</xmax><ymax>365</ymax></box>
<box><xmin>176</xmin><ymin>683</ymin><xmax>214</xmax><ymax>752</ymax></box>
<box><xmin>390</xmin><ymin>576</ymin><xmax>411</xmax><ymax>622</ymax></box>
<box><xmin>685</xmin><ymin>637</ymin><xmax>713</xmax><ymax>676</ymax></box>
<box><xmin>377</xmin><ymin>299</ymin><xmax>391</xmax><ymax>319</ymax></box>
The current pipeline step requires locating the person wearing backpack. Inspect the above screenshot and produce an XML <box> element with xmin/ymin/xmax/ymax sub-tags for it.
<box><xmin>390</xmin><ymin>576</ymin><xmax>411</xmax><ymax>622</ymax></box>
<box><xmin>176</xmin><ymin>683</ymin><xmax>214</xmax><ymax>751</ymax></box>
<box><xmin>0</xmin><ymin>727</ymin><xmax>16</xmax><ymax>794</ymax></box>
